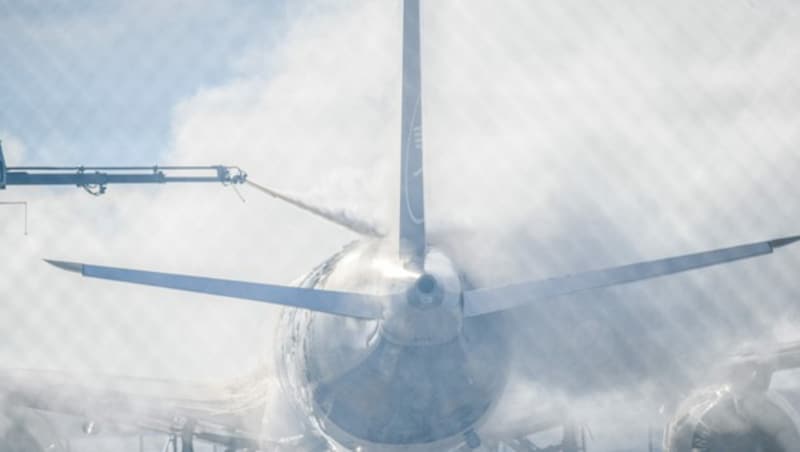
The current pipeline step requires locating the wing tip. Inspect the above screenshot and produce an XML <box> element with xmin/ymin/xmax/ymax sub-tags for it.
<box><xmin>44</xmin><ymin>259</ymin><xmax>83</xmax><ymax>274</ymax></box>
<box><xmin>769</xmin><ymin>235</ymin><xmax>800</xmax><ymax>249</ymax></box>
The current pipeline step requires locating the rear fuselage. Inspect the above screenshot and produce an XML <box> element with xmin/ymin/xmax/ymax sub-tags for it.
<box><xmin>277</xmin><ymin>242</ymin><xmax>508</xmax><ymax>450</ymax></box>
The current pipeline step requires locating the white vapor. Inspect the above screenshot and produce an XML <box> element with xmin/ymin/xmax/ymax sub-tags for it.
<box><xmin>1</xmin><ymin>0</ymin><xmax>800</xmax><ymax>450</ymax></box>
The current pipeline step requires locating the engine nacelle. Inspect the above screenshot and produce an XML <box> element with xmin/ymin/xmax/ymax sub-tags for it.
<box><xmin>665</xmin><ymin>386</ymin><xmax>800</xmax><ymax>451</ymax></box>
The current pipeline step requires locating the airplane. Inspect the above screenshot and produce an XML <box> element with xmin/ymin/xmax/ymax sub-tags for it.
<box><xmin>2</xmin><ymin>0</ymin><xmax>800</xmax><ymax>451</ymax></box>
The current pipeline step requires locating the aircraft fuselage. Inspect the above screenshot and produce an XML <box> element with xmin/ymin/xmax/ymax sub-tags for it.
<box><xmin>278</xmin><ymin>242</ymin><xmax>509</xmax><ymax>450</ymax></box>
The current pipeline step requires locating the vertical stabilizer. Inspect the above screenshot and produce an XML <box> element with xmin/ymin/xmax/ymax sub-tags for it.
<box><xmin>0</xmin><ymin>140</ymin><xmax>6</xmax><ymax>188</ymax></box>
<box><xmin>399</xmin><ymin>0</ymin><xmax>426</xmax><ymax>268</ymax></box>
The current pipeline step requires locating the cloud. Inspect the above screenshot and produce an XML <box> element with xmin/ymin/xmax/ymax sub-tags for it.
<box><xmin>2</xmin><ymin>0</ymin><xmax>800</xmax><ymax>449</ymax></box>
<box><xmin>0</xmin><ymin>133</ymin><xmax>28</xmax><ymax>163</ymax></box>
<box><xmin>165</xmin><ymin>1</ymin><xmax>800</xmax><ymax>448</ymax></box>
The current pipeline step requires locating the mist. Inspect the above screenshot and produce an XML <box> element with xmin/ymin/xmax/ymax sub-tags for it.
<box><xmin>2</xmin><ymin>0</ymin><xmax>800</xmax><ymax>450</ymax></box>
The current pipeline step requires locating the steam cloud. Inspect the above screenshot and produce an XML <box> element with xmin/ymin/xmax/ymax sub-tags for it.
<box><xmin>2</xmin><ymin>0</ymin><xmax>800</xmax><ymax>450</ymax></box>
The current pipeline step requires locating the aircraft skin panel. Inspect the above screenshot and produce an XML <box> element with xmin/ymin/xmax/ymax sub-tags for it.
<box><xmin>312</xmin><ymin>337</ymin><xmax>498</xmax><ymax>445</ymax></box>
<box><xmin>45</xmin><ymin>259</ymin><xmax>386</xmax><ymax>320</ymax></box>
<box><xmin>399</xmin><ymin>0</ymin><xmax>426</xmax><ymax>268</ymax></box>
<box><xmin>463</xmin><ymin>236</ymin><xmax>800</xmax><ymax>317</ymax></box>
<box><xmin>277</xmin><ymin>242</ymin><xmax>509</xmax><ymax>450</ymax></box>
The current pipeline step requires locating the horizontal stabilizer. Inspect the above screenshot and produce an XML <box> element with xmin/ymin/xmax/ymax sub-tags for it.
<box><xmin>463</xmin><ymin>235</ymin><xmax>800</xmax><ymax>317</ymax></box>
<box><xmin>45</xmin><ymin>260</ymin><xmax>387</xmax><ymax>320</ymax></box>
<box><xmin>727</xmin><ymin>340</ymin><xmax>800</xmax><ymax>373</ymax></box>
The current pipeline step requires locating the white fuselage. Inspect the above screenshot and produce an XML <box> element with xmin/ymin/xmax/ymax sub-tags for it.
<box><xmin>276</xmin><ymin>242</ymin><xmax>509</xmax><ymax>451</ymax></box>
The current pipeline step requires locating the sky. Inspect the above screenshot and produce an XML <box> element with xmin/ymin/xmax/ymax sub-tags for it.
<box><xmin>2</xmin><ymin>0</ymin><xmax>800</xmax><ymax>450</ymax></box>
<box><xmin>0</xmin><ymin>0</ymin><xmax>294</xmax><ymax>164</ymax></box>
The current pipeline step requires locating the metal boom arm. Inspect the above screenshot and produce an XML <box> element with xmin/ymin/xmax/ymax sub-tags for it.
<box><xmin>0</xmin><ymin>141</ymin><xmax>246</xmax><ymax>195</ymax></box>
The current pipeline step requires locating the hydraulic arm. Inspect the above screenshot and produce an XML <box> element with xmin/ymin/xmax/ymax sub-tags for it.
<box><xmin>0</xmin><ymin>141</ymin><xmax>246</xmax><ymax>195</ymax></box>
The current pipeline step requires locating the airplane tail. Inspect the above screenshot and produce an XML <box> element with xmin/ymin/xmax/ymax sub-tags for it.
<box><xmin>399</xmin><ymin>0</ymin><xmax>426</xmax><ymax>269</ymax></box>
